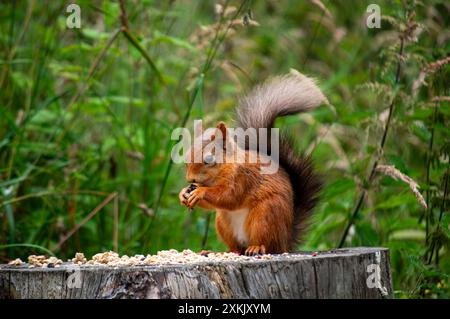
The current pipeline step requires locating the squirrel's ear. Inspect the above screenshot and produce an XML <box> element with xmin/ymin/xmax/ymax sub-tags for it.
<box><xmin>216</xmin><ymin>121</ymin><xmax>227</xmax><ymax>147</ymax></box>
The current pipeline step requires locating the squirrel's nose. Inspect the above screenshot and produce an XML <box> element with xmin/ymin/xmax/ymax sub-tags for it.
<box><xmin>187</xmin><ymin>179</ymin><xmax>196</xmax><ymax>183</ymax></box>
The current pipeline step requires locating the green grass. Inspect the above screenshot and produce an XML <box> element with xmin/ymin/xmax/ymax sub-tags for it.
<box><xmin>0</xmin><ymin>0</ymin><xmax>449</xmax><ymax>298</ymax></box>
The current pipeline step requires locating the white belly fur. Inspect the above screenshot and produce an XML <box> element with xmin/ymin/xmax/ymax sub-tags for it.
<box><xmin>226</xmin><ymin>208</ymin><xmax>249</xmax><ymax>246</ymax></box>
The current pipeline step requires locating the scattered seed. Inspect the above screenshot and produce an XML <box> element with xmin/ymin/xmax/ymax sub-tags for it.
<box><xmin>8</xmin><ymin>258</ymin><xmax>24</xmax><ymax>266</ymax></box>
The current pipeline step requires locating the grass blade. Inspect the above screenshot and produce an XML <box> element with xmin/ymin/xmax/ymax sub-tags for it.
<box><xmin>0</xmin><ymin>244</ymin><xmax>55</xmax><ymax>257</ymax></box>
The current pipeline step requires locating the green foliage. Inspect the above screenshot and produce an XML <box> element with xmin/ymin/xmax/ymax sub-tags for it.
<box><xmin>0</xmin><ymin>0</ymin><xmax>449</xmax><ymax>298</ymax></box>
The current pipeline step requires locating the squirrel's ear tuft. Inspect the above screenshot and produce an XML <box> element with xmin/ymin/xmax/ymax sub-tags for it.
<box><xmin>216</xmin><ymin>121</ymin><xmax>227</xmax><ymax>146</ymax></box>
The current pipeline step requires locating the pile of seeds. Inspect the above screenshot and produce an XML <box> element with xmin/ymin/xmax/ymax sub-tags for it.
<box><xmin>7</xmin><ymin>249</ymin><xmax>275</xmax><ymax>268</ymax></box>
<box><xmin>27</xmin><ymin>255</ymin><xmax>63</xmax><ymax>268</ymax></box>
<box><xmin>83</xmin><ymin>249</ymin><xmax>274</xmax><ymax>266</ymax></box>
<box><xmin>71</xmin><ymin>252</ymin><xmax>87</xmax><ymax>264</ymax></box>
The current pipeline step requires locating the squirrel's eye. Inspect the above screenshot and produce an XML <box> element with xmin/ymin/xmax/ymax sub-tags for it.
<box><xmin>204</xmin><ymin>154</ymin><xmax>215</xmax><ymax>165</ymax></box>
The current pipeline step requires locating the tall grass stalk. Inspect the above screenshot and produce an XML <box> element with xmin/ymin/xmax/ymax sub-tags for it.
<box><xmin>338</xmin><ymin>36</ymin><xmax>405</xmax><ymax>248</ymax></box>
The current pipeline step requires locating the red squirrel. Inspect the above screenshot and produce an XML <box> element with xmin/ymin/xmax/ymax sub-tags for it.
<box><xmin>179</xmin><ymin>71</ymin><xmax>328</xmax><ymax>255</ymax></box>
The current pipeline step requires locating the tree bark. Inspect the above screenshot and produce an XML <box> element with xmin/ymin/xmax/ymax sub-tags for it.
<box><xmin>0</xmin><ymin>247</ymin><xmax>393</xmax><ymax>299</ymax></box>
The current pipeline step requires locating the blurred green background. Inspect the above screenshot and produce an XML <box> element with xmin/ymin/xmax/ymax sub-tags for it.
<box><xmin>0</xmin><ymin>0</ymin><xmax>449</xmax><ymax>298</ymax></box>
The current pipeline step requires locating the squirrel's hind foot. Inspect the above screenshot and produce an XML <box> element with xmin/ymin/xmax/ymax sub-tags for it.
<box><xmin>244</xmin><ymin>245</ymin><xmax>266</xmax><ymax>256</ymax></box>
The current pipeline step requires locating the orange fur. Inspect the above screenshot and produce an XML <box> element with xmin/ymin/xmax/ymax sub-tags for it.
<box><xmin>179</xmin><ymin>124</ymin><xmax>295</xmax><ymax>254</ymax></box>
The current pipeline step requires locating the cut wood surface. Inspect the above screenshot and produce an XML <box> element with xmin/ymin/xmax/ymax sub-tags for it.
<box><xmin>0</xmin><ymin>247</ymin><xmax>393</xmax><ymax>299</ymax></box>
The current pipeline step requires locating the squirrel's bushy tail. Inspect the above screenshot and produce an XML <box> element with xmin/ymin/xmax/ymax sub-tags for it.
<box><xmin>236</xmin><ymin>70</ymin><xmax>327</xmax><ymax>249</ymax></box>
<box><xmin>237</xmin><ymin>70</ymin><xmax>328</xmax><ymax>129</ymax></box>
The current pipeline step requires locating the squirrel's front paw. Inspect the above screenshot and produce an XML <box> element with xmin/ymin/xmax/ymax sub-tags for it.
<box><xmin>179</xmin><ymin>184</ymin><xmax>199</xmax><ymax>207</ymax></box>
<box><xmin>186</xmin><ymin>187</ymin><xmax>206</xmax><ymax>208</ymax></box>
<box><xmin>178</xmin><ymin>187</ymin><xmax>190</xmax><ymax>206</ymax></box>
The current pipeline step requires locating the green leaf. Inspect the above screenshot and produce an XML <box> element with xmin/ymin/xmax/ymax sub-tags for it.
<box><xmin>355</xmin><ymin>221</ymin><xmax>379</xmax><ymax>245</ymax></box>
<box><xmin>150</xmin><ymin>31</ymin><xmax>197</xmax><ymax>52</ymax></box>
<box><xmin>322</xmin><ymin>178</ymin><xmax>356</xmax><ymax>200</ymax></box>
<box><xmin>374</xmin><ymin>192</ymin><xmax>417</xmax><ymax>210</ymax></box>
<box><xmin>82</xmin><ymin>28</ymin><xmax>111</xmax><ymax>40</ymax></box>
<box><xmin>389</xmin><ymin>229</ymin><xmax>426</xmax><ymax>241</ymax></box>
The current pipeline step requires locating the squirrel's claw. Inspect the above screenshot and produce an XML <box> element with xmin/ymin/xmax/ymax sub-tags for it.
<box><xmin>186</xmin><ymin>187</ymin><xmax>205</xmax><ymax>208</ymax></box>
<box><xmin>244</xmin><ymin>245</ymin><xmax>266</xmax><ymax>256</ymax></box>
<box><xmin>178</xmin><ymin>187</ymin><xmax>190</xmax><ymax>207</ymax></box>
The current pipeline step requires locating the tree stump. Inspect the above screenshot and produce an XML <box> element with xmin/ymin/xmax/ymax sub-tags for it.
<box><xmin>0</xmin><ymin>247</ymin><xmax>393</xmax><ymax>299</ymax></box>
